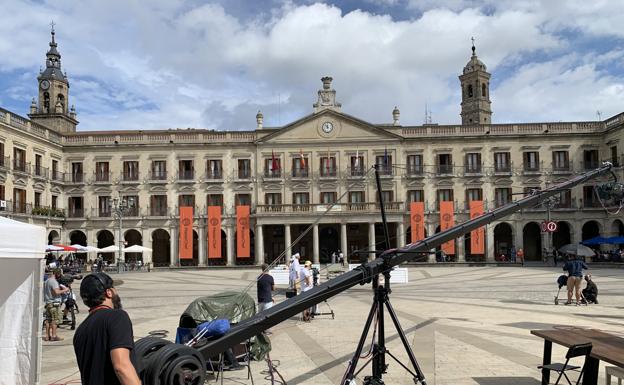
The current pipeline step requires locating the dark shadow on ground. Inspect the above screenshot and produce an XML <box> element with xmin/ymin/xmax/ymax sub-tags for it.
<box><xmin>473</xmin><ymin>376</ymin><xmax>540</xmax><ymax>385</ymax></box>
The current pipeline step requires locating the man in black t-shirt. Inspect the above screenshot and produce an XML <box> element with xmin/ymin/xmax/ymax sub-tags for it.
<box><xmin>73</xmin><ymin>272</ymin><xmax>140</xmax><ymax>385</ymax></box>
<box><xmin>257</xmin><ymin>263</ymin><xmax>275</xmax><ymax>312</ymax></box>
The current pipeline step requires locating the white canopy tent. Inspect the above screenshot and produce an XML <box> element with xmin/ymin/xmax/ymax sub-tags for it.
<box><xmin>123</xmin><ymin>245</ymin><xmax>153</xmax><ymax>265</ymax></box>
<box><xmin>0</xmin><ymin>217</ymin><xmax>46</xmax><ymax>385</ymax></box>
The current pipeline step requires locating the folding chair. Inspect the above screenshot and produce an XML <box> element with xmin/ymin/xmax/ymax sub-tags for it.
<box><xmin>538</xmin><ymin>343</ymin><xmax>593</xmax><ymax>385</ymax></box>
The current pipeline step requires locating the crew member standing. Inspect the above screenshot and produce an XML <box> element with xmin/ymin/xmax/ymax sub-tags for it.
<box><xmin>257</xmin><ymin>263</ymin><xmax>275</xmax><ymax>312</ymax></box>
<box><xmin>43</xmin><ymin>268</ymin><xmax>69</xmax><ymax>341</ymax></box>
<box><xmin>73</xmin><ymin>272</ymin><xmax>140</xmax><ymax>385</ymax></box>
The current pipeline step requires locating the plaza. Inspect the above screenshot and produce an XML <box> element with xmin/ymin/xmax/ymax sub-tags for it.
<box><xmin>41</xmin><ymin>265</ymin><xmax>624</xmax><ymax>384</ymax></box>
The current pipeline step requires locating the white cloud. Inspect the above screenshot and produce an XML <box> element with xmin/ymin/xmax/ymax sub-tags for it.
<box><xmin>0</xmin><ymin>0</ymin><xmax>622</xmax><ymax>131</ymax></box>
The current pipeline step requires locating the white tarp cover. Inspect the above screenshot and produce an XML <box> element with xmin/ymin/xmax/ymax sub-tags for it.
<box><xmin>0</xmin><ymin>217</ymin><xmax>46</xmax><ymax>385</ymax></box>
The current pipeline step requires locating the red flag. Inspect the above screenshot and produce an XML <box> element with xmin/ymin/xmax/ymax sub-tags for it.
<box><xmin>439</xmin><ymin>201</ymin><xmax>455</xmax><ymax>255</ymax></box>
<box><xmin>179</xmin><ymin>207</ymin><xmax>193</xmax><ymax>260</ymax></box>
<box><xmin>410</xmin><ymin>202</ymin><xmax>425</xmax><ymax>243</ymax></box>
<box><xmin>236</xmin><ymin>205</ymin><xmax>250</xmax><ymax>258</ymax></box>
<box><xmin>300</xmin><ymin>149</ymin><xmax>306</xmax><ymax>170</ymax></box>
<box><xmin>208</xmin><ymin>206</ymin><xmax>222</xmax><ymax>259</ymax></box>
<box><xmin>271</xmin><ymin>150</ymin><xmax>279</xmax><ymax>171</ymax></box>
<box><xmin>469</xmin><ymin>201</ymin><xmax>485</xmax><ymax>254</ymax></box>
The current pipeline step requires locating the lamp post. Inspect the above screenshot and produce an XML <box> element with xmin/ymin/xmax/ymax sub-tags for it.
<box><xmin>108</xmin><ymin>196</ymin><xmax>134</xmax><ymax>273</ymax></box>
<box><xmin>544</xmin><ymin>195</ymin><xmax>560</xmax><ymax>263</ymax></box>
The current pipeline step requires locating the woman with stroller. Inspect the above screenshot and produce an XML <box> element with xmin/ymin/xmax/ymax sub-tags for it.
<box><xmin>563</xmin><ymin>255</ymin><xmax>588</xmax><ymax>305</ymax></box>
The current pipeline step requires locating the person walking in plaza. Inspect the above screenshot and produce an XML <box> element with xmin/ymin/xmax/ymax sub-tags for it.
<box><xmin>338</xmin><ymin>249</ymin><xmax>345</xmax><ymax>266</ymax></box>
<box><xmin>563</xmin><ymin>255</ymin><xmax>588</xmax><ymax>305</ymax></box>
<box><xmin>582</xmin><ymin>274</ymin><xmax>599</xmax><ymax>304</ymax></box>
<box><xmin>73</xmin><ymin>272</ymin><xmax>140</xmax><ymax>385</ymax></box>
<box><xmin>43</xmin><ymin>268</ymin><xmax>70</xmax><ymax>341</ymax></box>
<box><xmin>290</xmin><ymin>253</ymin><xmax>301</xmax><ymax>294</ymax></box>
<box><xmin>299</xmin><ymin>260</ymin><xmax>314</xmax><ymax>321</ymax></box>
<box><xmin>517</xmin><ymin>248</ymin><xmax>524</xmax><ymax>265</ymax></box>
<box><xmin>257</xmin><ymin>263</ymin><xmax>275</xmax><ymax>312</ymax></box>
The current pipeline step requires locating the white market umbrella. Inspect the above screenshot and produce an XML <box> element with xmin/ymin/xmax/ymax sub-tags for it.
<box><xmin>123</xmin><ymin>245</ymin><xmax>152</xmax><ymax>253</ymax></box>
<box><xmin>98</xmin><ymin>245</ymin><xmax>119</xmax><ymax>253</ymax></box>
<box><xmin>45</xmin><ymin>245</ymin><xmax>64</xmax><ymax>252</ymax></box>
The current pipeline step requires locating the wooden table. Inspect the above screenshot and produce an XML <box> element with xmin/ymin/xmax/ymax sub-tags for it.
<box><xmin>531</xmin><ymin>328</ymin><xmax>624</xmax><ymax>385</ymax></box>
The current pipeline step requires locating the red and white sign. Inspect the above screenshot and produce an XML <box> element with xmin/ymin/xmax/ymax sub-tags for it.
<box><xmin>541</xmin><ymin>221</ymin><xmax>558</xmax><ymax>232</ymax></box>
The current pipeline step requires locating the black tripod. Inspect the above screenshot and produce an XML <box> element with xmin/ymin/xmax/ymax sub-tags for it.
<box><xmin>341</xmin><ymin>271</ymin><xmax>427</xmax><ymax>385</ymax></box>
<box><xmin>341</xmin><ymin>165</ymin><xmax>427</xmax><ymax>385</ymax></box>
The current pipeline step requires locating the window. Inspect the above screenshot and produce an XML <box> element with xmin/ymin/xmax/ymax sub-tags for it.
<box><xmin>467</xmin><ymin>84</ymin><xmax>473</xmax><ymax>98</ymax></box>
<box><xmin>35</xmin><ymin>154</ymin><xmax>43</xmax><ymax>176</ymax></box>
<box><xmin>98</xmin><ymin>196</ymin><xmax>111</xmax><ymax>217</ymax></box>
<box><xmin>52</xmin><ymin>160</ymin><xmax>59</xmax><ymax>180</ymax></box>
<box><xmin>292</xmin><ymin>157</ymin><xmax>309</xmax><ymax>177</ymax></box>
<box><xmin>68</xmin><ymin>196</ymin><xmax>84</xmax><ymax>217</ymax></box>
<box><xmin>320</xmin><ymin>192</ymin><xmax>337</xmax><ymax>204</ymax></box>
<box><xmin>375</xmin><ymin>154</ymin><xmax>393</xmax><ymax>175</ymax></box>
<box><xmin>179</xmin><ymin>160</ymin><xmax>194</xmax><ymax>180</ymax></box>
<box><xmin>150</xmin><ymin>160</ymin><xmax>167</xmax><ymax>180</ymax></box>
<box><xmin>438</xmin><ymin>154</ymin><xmax>453</xmax><ymax>174</ymax></box>
<box><xmin>207</xmin><ymin>194</ymin><xmax>223</xmax><ymax>207</ymax></box>
<box><xmin>179</xmin><ymin>194</ymin><xmax>195</xmax><ymax>210</ymax></box>
<box><xmin>465</xmin><ymin>188</ymin><xmax>483</xmax><ymax>204</ymax></box>
<box><xmin>34</xmin><ymin>192</ymin><xmax>42</xmax><ymax>208</ymax></box>
<box><xmin>14</xmin><ymin>188</ymin><xmax>26</xmax><ymax>213</ymax></box>
<box><xmin>482</xmin><ymin>83</ymin><xmax>486</xmax><ymax>97</ymax></box>
<box><xmin>237</xmin><ymin>159</ymin><xmax>251</xmax><ymax>178</ymax></box>
<box><xmin>235</xmin><ymin>194</ymin><xmax>251</xmax><ymax>206</ymax></box>
<box><xmin>0</xmin><ymin>142</ymin><xmax>4</xmax><ymax>167</ymax></box>
<box><xmin>0</xmin><ymin>184</ymin><xmax>4</xmax><ymax>201</ymax></box>
<box><xmin>51</xmin><ymin>195</ymin><xmax>58</xmax><ymax>210</ymax></box>
<box><xmin>495</xmin><ymin>188</ymin><xmax>512</xmax><ymax>208</ymax></box>
<box><xmin>611</xmin><ymin>146</ymin><xmax>619</xmax><ymax>167</ymax></box>
<box><xmin>265</xmin><ymin>193</ymin><xmax>282</xmax><ymax>205</ymax></box>
<box><xmin>523</xmin><ymin>152</ymin><xmax>540</xmax><ymax>171</ymax></box>
<box><xmin>437</xmin><ymin>189</ymin><xmax>454</xmax><ymax>208</ymax></box>
<box><xmin>293</xmin><ymin>193</ymin><xmax>310</xmax><ymax>211</ymax></box>
<box><xmin>95</xmin><ymin>162</ymin><xmax>109</xmax><ymax>181</ymax></box>
<box><xmin>123</xmin><ymin>196</ymin><xmax>139</xmax><ymax>216</ymax></box>
<box><xmin>43</xmin><ymin>92</ymin><xmax>50</xmax><ymax>112</ymax></box>
<box><xmin>407</xmin><ymin>190</ymin><xmax>424</xmax><ymax>203</ymax></box>
<box><xmin>150</xmin><ymin>195</ymin><xmax>168</xmax><ymax>216</ymax></box>
<box><xmin>407</xmin><ymin>155</ymin><xmax>423</xmax><ymax>175</ymax></box>
<box><xmin>207</xmin><ymin>159</ymin><xmax>222</xmax><ymax>179</ymax></box>
<box><xmin>376</xmin><ymin>190</ymin><xmax>394</xmax><ymax>203</ymax></box>
<box><xmin>349</xmin><ymin>191</ymin><xmax>365</xmax><ymax>203</ymax></box>
<box><xmin>264</xmin><ymin>157</ymin><xmax>281</xmax><ymax>177</ymax></box>
<box><xmin>13</xmin><ymin>148</ymin><xmax>26</xmax><ymax>172</ymax></box>
<box><xmin>123</xmin><ymin>161</ymin><xmax>139</xmax><ymax>181</ymax></box>
<box><xmin>552</xmin><ymin>151</ymin><xmax>569</xmax><ymax>171</ymax></box>
<box><xmin>583</xmin><ymin>186</ymin><xmax>599</xmax><ymax>207</ymax></box>
<box><xmin>350</xmin><ymin>155</ymin><xmax>364</xmax><ymax>176</ymax></box>
<box><xmin>71</xmin><ymin>162</ymin><xmax>83</xmax><ymax>182</ymax></box>
<box><xmin>465</xmin><ymin>153</ymin><xmax>482</xmax><ymax>173</ymax></box>
<box><xmin>583</xmin><ymin>150</ymin><xmax>599</xmax><ymax>170</ymax></box>
<box><xmin>319</xmin><ymin>156</ymin><xmax>336</xmax><ymax>177</ymax></box>
<box><xmin>557</xmin><ymin>190</ymin><xmax>572</xmax><ymax>208</ymax></box>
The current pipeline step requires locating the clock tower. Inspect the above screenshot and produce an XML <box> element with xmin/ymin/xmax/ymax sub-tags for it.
<box><xmin>29</xmin><ymin>24</ymin><xmax>78</xmax><ymax>133</ymax></box>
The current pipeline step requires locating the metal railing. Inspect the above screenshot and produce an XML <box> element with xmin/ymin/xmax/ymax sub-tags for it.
<box><xmin>12</xmin><ymin>160</ymin><xmax>29</xmax><ymax>173</ymax></box>
<box><xmin>66</xmin><ymin>172</ymin><xmax>84</xmax><ymax>183</ymax></box>
<box><xmin>464</xmin><ymin>164</ymin><xmax>482</xmax><ymax>174</ymax></box>
<box><xmin>0</xmin><ymin>156</ymin><xmax>9</xmax><ymax>170</ymax></box>
<box><xmin>291</xmin><ymin>168</ymin><xmax>309</xmax><ymax>178</ymax></box>
<box><xmin>51</xmin><ymin>170</ymin><xmax>63</xmax><ymax>182</ymax></box>
<box><xmin>523</xmin><ymin>161</ymin><xmax>542</xmax><ymax>173</ymax></box>
<box><xmin>263</xmin><ymin>170</ymin><xmax>281</xmax><ymax>178</ymax></box>
<box><xmin>205</xmin><ymin>170</ymin><xmax>223</xmax><ymax>180</ymax></box>
<box><xmin>437</xmin><ymin>164</ymin><xmax>454</xmax><ymax>175</ymax></box>
<box><xmin>67</xmin><ymin>208</ymin><xmax>85</xmax><ymax>218</ymax></box>
<box><xmin>148</xmin><ymin>170</ymin><xmax>168</xmax><ymax>181</ymax></box>
<box><xmin>347</xmin><ymin>167</ymin><xmax>366</xmax><ymax>177</ymax></box>
<box><xmin>406</xmin><ymin>165</ymin><xmax>424</xmax><ymax>176</ymax></box>
<box><xmin>256</xmin><ymin>202</ymin><xmax>405</xmax><ymax>214</ymax></box>
<box><xmin>93</xmin><ymin>208</ymin><xmax>112</xmax><ymax>218</ymax></box>
<box><xmin>177</xmin><ymin>170</ymin><xmax>195</xmax><ymax>181</ymax></box>
<box><xmin>236</xmin><ymin>169</ymin><xmax>252</xmax><ymax>179</ymax></box>
<box><xmin>494</xmin><ymin>164</ymin><xmax>512</xmax><ymax>173</ymax></box>
<box><xmin>122</xmin><ymin>171</ymin><xmax>140</xmax><ymax>182</ymax></box>
<box><xmin>148</xmin><ymin>206</ymin><xmax>169</xmax><ymax>217</ymax></box>
<box><xmin>33</xmin><ymin>165</ymin><xmax>49</xmax><ymax>178</ymax></box>
<box><xmin>319</xmin><ymin>168</ymin><xmax>337</xmax><ymax>178</ymax></box>
<box><xmin>94</xmin><ymin>172</ymin><xmax>111</xmax><ymax>182</ymax></box>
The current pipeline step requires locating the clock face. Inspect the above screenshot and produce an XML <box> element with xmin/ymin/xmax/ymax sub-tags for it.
<box><xmin>322</xmin><ymin>122</ymin><xmax>334</xmax><ymax>133</ymax></box>
<box><xmin>40</xmin><ymin>80</ymin><xmax>50</xmax><ymax>90</ymax></box>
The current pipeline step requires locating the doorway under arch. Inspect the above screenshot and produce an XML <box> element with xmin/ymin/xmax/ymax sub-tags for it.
<box><xmin>151</xmin><ymin>229</ymin><xmax>170</xmax><ymax>267</ymax></box>
<box><xmin>48</xmin><ymin>230</ymin><xmax>60</xmax><ymax>245</ymax></box>
<box><xmin>494</xmin><ymin>222</ymin><xmax>513</xmax><ymax>261</ymax></box>
<box><xmin>522</xmin><ymin>222</ymin><xmax>542</xmax><ymax>261</ymax></box>
<box><xmin>97</xmin><ymin>230</ymin><xmax>115</xmax><ymax>262</ymax></box>
<box><xmin>582</xmin><ymin>221</ymin><xmax>601</xmax><ymax>241</ymax></box>
<box><xmin>124</xmin><ymin>229</ymin><xmax>143</xmax><ymax>263</ymax></box>
<box><xmin>69</xmin><ymin>230</ymin><xmax>87</xmax><ymax>246</ymax></box>
<box><xmin>552</xmin><ymin>221</ymin><xmax>572</xmax><ymax>250</ymax></box>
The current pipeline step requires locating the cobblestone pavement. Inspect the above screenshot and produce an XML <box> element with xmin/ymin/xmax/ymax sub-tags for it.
<box><xmin>40</xmin><ymin>266</ymin><xmax>624</xmax><ymax>385</ymax></box>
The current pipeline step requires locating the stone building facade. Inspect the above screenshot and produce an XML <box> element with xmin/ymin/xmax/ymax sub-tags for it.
<box><xmin>1</xmin><ymin>30</ymin><xmax>623</xmax><ymax>266</ymax></box>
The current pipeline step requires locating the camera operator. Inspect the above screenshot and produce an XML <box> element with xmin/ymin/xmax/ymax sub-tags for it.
<box><xmin>43</xmin><ymin>268</ymin><xmax>70</xmax><ymax>341</ymax></box>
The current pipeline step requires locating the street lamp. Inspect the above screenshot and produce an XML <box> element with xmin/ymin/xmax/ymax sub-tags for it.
<box><xmin>543</xmin><ymin>194</ymin><xmax>560</xmax><ymax>263</ymax></box>
<box><xmin>108</xmin><ymin>196</ymin><xmax>135</xmax><ymax>273</ymax></box>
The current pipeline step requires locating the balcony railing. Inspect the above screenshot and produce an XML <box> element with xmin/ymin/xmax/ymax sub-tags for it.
<box><xmin>122</xmin><ymin>172</ymin><xmax>140</xmax><ymax>182</ymax></box>
<box><xmin>406</xmin><ymin>165</ymin><xmax>424</xmax><ymax>177</ymax></box>
<box><xmin>582</xmin><ymin>199</ymin><xmax>602</xmax><ymax>208</ymax></box>
<box><xmin>319</xmin><ymin>168</ymin><xmax>337</xmax><ymax>178</ymax></box>
<box><xmin>0</xmin><ymin>156</ymin><xmax>9</xmax><ymax>169</ymax></box>
<box><xmin>376</xmin><ymin>165</ymin><xmax>393</xmax><ymax>176</ymax></box>
<box><xmin>66</xmin><ymin>172</ymin><xmax>84</xmax><ymax>183</ymax></box>
<box><xmin>236</xmin><ymin>169</ymin><xmax>252</xmax><ymax>179</ymax></box>
<box><xmin>33</xmin><ymin>166</ymin><xmax>49</xmax><ymax>179</ymax></box>
<box><xmin>523</xmin><ymin>161</ymin><xmax>542</xmax><ymax>174</ymax></box>
<box><xmin>148</xmin><ymin>206</ymin><xmax>169</xmax><ymax>217</ymax></box>
<box><xmin>437</xmin><ymin>164</ymin><xmax>454</xmax><ymax>175</ymax></box>
<box><xmin>583</xmin><ymin>161</ymin><xmax>600</xmax><ymax>170</ymax></box>
<box><xmin>552</xmin><ymin>163</ymin><xmax>572</xmax><ymax>173</ymax></box>
<box><xmin>51</xmin><ymin>170</ymin><xmax>63</xmax><ymax>182</ymax></box>
<box><xmin>177</xmin><ymin>170</ymin><xmax>195</xmax><ymax>181</ymax></box>
<box><xmin>12</xmin><ymin>160</ymin><xmax>28</xmax><ymax>173</ymax></box>
<box><xmin>464</xmin><ymin>164</ymin><xmax>482</xmax><ymax>175</ymax></box>
<box><xmin>263</xmin><ymin>170</ymin><xmax>281</xmax><ymax>179</ymax></box>
<box><xmin>149</xmin><ymin>170</ymin><xmax>168</xmax><ymax>181</ymax></box>
<box><xmin>67</xmin><ymin>208</ymin><xmax>85</xmax><ymax>218</ymax></box>
<box><xmin>94</xmin><ymin>172</ymin><xmax>111</xmax><ymax>182</ymax></box>
<box><xmin>291</xmin><ymin>168</ymin><xmax>309</xmax><ymax>178</ymax></box>
<box><xmin>124</xmin><ymin>207</ymin><xmax>140</xmax><ymax>217</ymax></box>
<box><xmin>347</xmin><ymin>167</ymin><xmax>366</xmax><ymax>177</ymax></box>
<box><xmin>494</xmin><ymin>163</ymin><xmax>512</xmax><ymax>174</ymax></box>
<box><xmin>205</xmin><ymin>170</ymin><xmax>223</xmax><ymax>180</ymax></box>
<box><xmin>93</xmin><ymin>208</ymin><xmax>112</xmax><ymax>218</ymax></box>
<box><xmin>256</xmin><ymin>202</ymin><xmax>404</xmax><ymax>214</ymax></box>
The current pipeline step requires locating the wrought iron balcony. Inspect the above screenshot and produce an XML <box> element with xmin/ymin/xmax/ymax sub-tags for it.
<box><xmin>33</xmin><ymin>166</ymin><xmax>49</xmax><ymax>179</ymax></box>
<box><xmin>12</xmin><ymin>160</ymin><xmax>29</xmax><ymax>174</ymax></box>
<box><xmin>319</xmin><ymin>168</ymin><xmax>337</xmax><ymax>178</ymax></box>
<box><xmin>148</xmin><ymin>170</ymin><xmax>168</xmax><ymax>182</ymax></box>
<box><xmin>406</xmin><ymin>165</ymin><xmax>424</xmax><ymax>177</ymax></box>
<box><xmin>437</xmin><ymin>164</ymin><xmax>454</xmax><ymax>176</ymax></box>
<box><xmin>205</xmin><ymin>170</ymin><xmax>223</xmax><ymax>180</ymax></box>
<box><xmin>176</xmin><ymin>170</ymin><xmax>195</xmax><ymax>182</ymax></box>
<box><xmin>263</xmin><ymin>170</ymin><xmax>282</xmax><ymax>179</ymax></box>
<box><xmin>94</xmin><ymin>171</ymin><xmax>111</xmax><ymax>183</ymax></box>
<box><xmin>122</xmin><ymin>171</ymin><xmax>140</xmax><ymax>183</ymax></box>
<box><xmin>347</xmin><ymin>167</ymin><xmax>366</xmax><ymax>178</ymax></box>
<box><xmin>67</xmin><ymin>208</ymin><xmax>85</xmax><ymax>218</ymax></box>
<box><xmin>148</xmin><ymin>206</ymin><xmax>169</xmax><ymax>217</ymax></box>
<box><xmin>0</xmin><ymin>156</ymin><xmax>9</xmax><ymax>170</ymax></box>
<box><xmin>291</xmin><ymin>168</ymin><xmax>310</xmax><ymax>178</ymax></box>
<box><xmin>66</xmin><ymin>172</ymin><xmax>85</xmax><ymax>183</ymax></box>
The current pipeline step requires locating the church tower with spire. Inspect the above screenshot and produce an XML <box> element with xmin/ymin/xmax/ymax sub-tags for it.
<box><xmin>29</xmin><ymin>24</ymin><xmax>78</xmax><ymax>133</ymax></box>
<box><xmin>459</xmin><ymin>39</ymin><xmax>492</xmax><ymax>125</ymax></box>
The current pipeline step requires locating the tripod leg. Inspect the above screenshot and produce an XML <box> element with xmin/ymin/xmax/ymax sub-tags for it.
<box><xmin>342</xmin><ymin>301</ymin><xmax>379</xmax><ymax>384</ymax></box>
<box><xmin>384</xmin><ymin>299</ymin><xmax>427</xmax><ymax>385</ymax></box>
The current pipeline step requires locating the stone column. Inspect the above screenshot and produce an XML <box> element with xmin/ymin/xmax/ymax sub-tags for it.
<box><xmin>255</xmin><ymin>224</ymin><xmax>264</xmax><ymax>266</ymax></box>
<box><xmin>427</xmin><ymin>223</ymin><xmax>436</xmax><ymax>263</ymax></box>
<box><xmin>284</xmin><ymin>224</ymin><xmax>292</xmax><ymax>262</ymax></box>
<box><xmin>170</xmin><ymin>226</ymin><xmax>179</xmax><ymax>266</ymax></box>
<box><xmin>340</xmin><ymin>223</ymin><xmax>348</xmax><ymax>264</ymax></box>
<box><xmin>226</xmin><ymin>225</ymin><xmax>235</xmax><ymax>267</ymax></box>
<box><xmin>312</xmin><ymin>224</ymin><xmax>319</xmax><ymax>264</ymax></box>
<box><xmin>486</xmin><ymin>224</ymin><xmax>495</xmax><ymax>262</ymax></box>
<box><xmin>396</xmin><ymin>221</ymin><xmax>405</xmax><ymax>248</ymax></box>
<box><xmin>457</xmin><ymin>235</ymin><xmax>466</xmax><ymax>262</ymax></box>
<box><xmin>198</xmin><ymin>223</ymin><xmax>206</xmax><ymax>267</ymax></box>
<box><xmin>368</xmin><ymin>222</ymin><xmax>376</xmax><ymax>261</ymax></box>
<box><xmin>514</xmin><ymin>222</ymin><xmax>524</xmax><ymax>252</ymax></box>
<box><xmin>142</xmin><ymin>228</ymin><xmax>153</xmax><ymax>266</ymax></box>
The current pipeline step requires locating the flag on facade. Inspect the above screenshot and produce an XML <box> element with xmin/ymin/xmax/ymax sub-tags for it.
<box><xmin>384</xmin><ymin>147</ymin><xmax>389</xmax><ymax>167</ymax></box>
<box><xmin>300</xmin><ymin>148</ymin><xmax>306</xmax><ymax>169</ymax></box>
<box><xmin>326</xmin><ymin>149</ymin><xmax>331</xmax><ymax>172</ymax></box>
<box><xmin>271</xmin><ymin>150</ymin><xmax>279</xmax><ymax>171</ymax></box>
<box><xmin>355</xmin><ymin>149</ymin><xmax>360</xmax><ymax>169</ymax></box>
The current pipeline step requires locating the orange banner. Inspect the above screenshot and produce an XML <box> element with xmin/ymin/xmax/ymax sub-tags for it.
<box><xmin>236</xmin><ymin>205</ymin><xmax>250</xmax><ymax>258</ymax></box>
<box><xmin>410</xmin><ymin>202</ymin><xmax>425</xmax><ymax>243</ymax></box>
<box><xmin>469</xmin><ymin>201</ymin><xmax>485</xmax><ymax>254</ymax></box>
<box><xmin>207</xmin><ymin>206</ymin><xmax>222</xmax><ymax>259</ymax></box>
<box><xmin>179</xmin><ymin>206</ymin><xmax>193</xmax><ymax>260</ymax></box>
<box><xmin>439</xmin><ymin>201</ymin><xmax>455</xmax><ymax>255</ymax></box>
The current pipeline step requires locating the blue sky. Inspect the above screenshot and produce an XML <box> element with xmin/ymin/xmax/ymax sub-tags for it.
<box><xmin>1</xmin><ymin>0</ymin><xmax>623</xmax><ymax>131</ymax></box>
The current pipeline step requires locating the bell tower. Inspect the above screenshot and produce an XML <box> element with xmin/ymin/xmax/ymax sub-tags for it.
<box><xmin>459</xmin><ymin>39</ymin><xmax>492</xmax><ymax>125</ymax></box>
<box><xmin>29</xmin><ymin>23</ymin><xmax>78</xmax><ymax>133</ymax></box>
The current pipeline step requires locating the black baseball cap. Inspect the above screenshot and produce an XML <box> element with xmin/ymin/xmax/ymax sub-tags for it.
<box><xmin>80</xmin><ymin>272</ymin><xmax>114</xmax><ymax>303</ymax></box>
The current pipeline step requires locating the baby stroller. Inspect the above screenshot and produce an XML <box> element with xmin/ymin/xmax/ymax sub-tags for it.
<box><xmin>554</xmin><ymin>275</ymin><xmax>587</xmax><ymax>305</ymax></box>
